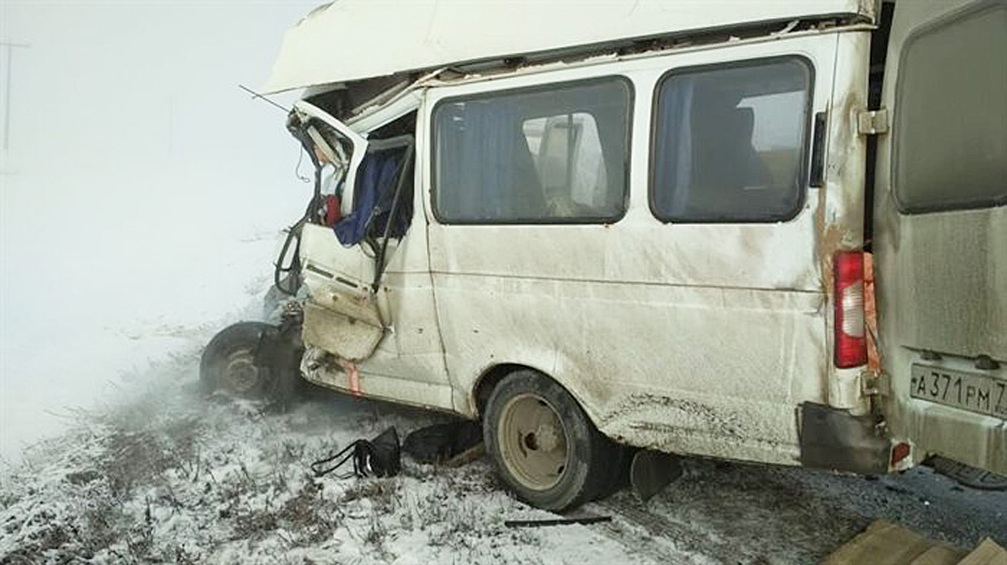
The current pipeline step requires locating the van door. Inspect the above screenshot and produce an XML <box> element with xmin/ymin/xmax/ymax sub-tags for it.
<box><xmin>289</xmin><ymin>103</ymin><xmax>451</xmax><ymax>410</ymax></box>
<box><xmin>873</xmin><ymin>0</ymin><xmax>1007</xmax><ymax>474</ymax></box>
<box><xmin>287</xmin><ymin>102</ymin><xmax>391</xmax><ymax>362</ymax></box>
<box><xmin>298</xmin><ymin>135</ymin><xmax>416</xmax><ymax>363</ymax></box>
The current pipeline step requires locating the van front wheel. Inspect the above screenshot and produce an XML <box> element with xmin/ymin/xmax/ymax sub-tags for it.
<box><xmin>200</xmin><ymin>322</ymin><xmax>275</xmax><ymax>399</ymax></box>
<box><xmin>483</xmin><ymin>370</ymin><xmax>610</xmax><ymax>511</ymax></box>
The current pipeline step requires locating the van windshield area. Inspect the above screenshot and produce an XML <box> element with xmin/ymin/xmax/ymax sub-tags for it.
<box><xmin>433</xmin><ymin>78</ymin><xmax>631</xmax><ymax>224</ymax></box>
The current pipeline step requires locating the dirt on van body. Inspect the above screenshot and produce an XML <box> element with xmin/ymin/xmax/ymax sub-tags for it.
<box><xmin>1</xmin><ymin>349</ymin><xmax>1004</xmax><ymax>564</ymax></box>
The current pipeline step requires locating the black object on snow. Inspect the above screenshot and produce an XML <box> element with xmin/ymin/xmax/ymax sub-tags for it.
<box><xmin>403</xmin><ymin>420</ymin><xmax>483</xmax><ymax>464</ymax></box>
<box><xmin>504</xmin><ymin>516</ymin><xmax>612</xmax><ymax>528</ymax></box>
<box><xmin>928</xmin><ymin>456</ymin><xmax>1007</xmax><ymax>491</ymax></box>
<box><xmin>311</xmin><ymin>427</ymin><xmax>401</xmax><ymax>479</ymax></box>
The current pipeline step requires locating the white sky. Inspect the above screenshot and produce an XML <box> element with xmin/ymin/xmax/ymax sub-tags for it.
<box><xmin>1</xmin><ymin>0</ymin><xmax>318</xmax><ymax>461</ymax></box>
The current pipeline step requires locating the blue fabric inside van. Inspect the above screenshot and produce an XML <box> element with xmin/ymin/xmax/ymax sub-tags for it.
<box><xmin>334</xmin><ymin>148</ymin><xmax>405</xmax><ymax>246</ymax></box>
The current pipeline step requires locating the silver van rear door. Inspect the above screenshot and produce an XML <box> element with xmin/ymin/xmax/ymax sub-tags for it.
<box><xmin>873</xmin><ymin>0</ymin><xmax>1007</xmax><ymax>474</ymax></box>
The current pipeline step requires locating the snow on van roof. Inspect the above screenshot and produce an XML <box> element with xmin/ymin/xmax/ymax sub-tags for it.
<box><xmin>264</xmin><ymin>0</ymin><xmax>875</xmax><ymax>93</ymax></box>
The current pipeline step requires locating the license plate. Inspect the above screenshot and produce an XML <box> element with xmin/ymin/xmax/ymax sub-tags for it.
<box><xmin>911</xmin><ymin>364</ymin><xmax>1007</xmax><ymax>420</ymax></box>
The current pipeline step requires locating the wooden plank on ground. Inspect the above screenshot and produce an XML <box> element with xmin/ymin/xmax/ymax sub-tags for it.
<box><xmin>824</xmin><ymin>521</ymin><xmax>965</xmax><ymax>565</ymax></box>
<box><xmin>957</xmin><ymin>539</ymin><xmax>1007</xmax><ymax>565</ymax></box>
<box><xmin>911</xmin><ymin>546</ymin><xmax>969</xmax><ymax>565</ymax></box>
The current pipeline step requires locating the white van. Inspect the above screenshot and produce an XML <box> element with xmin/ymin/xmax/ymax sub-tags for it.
<box><xmin>201</xmin><ymin>0</ymin><xmax>1006</xmax><ymax>510</ymax></box>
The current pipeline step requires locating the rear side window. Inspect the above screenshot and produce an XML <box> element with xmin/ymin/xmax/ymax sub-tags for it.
<box><xmin>433</xmin><ymin>78</ymin><xmax>631</xmax><ymax>224</ymax></box>
<box><xmin>894</xmin><ymin>1</ymin><xmax>1007</xmax><ymax>213</ymax></box>
<box><xmin>651</xmin><ymin>57</ymin><xmax>813</xmax><ymax>223</ymax></box>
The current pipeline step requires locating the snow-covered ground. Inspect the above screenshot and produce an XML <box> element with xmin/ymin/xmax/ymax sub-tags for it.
<box><xmin>0</xmin><ymin>343</ymin><xmax>661</xmax><ymax>564</ymax></box>
<box><xmin>1</xmin><ymin>323</ymin><xmax>1004</xmax><ymax>564</ymax></box>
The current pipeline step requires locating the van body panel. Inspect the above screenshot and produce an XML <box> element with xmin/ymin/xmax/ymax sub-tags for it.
<box><xmin>821</xmin><ymin>30</ymin><xmax>872</xmax><ymax>413</ymax></box>
<box><xmin>302</xmin><ymin>344</ymin><xmax>455</xmax><ymax>411</ymax></box>
<box><xmin>298</xmin><ymin>124</ymin><xmax>453</xmax><ymax>406</ymax></box>
<box><xmin>874</xmin><ymin>0</ymin><xmax>1007</xmax><ymax>474</ymax></box>
<box><xmin>299</xmin><ymin>225</ymin><xmax>384</xmax><ymax>362</ymax></box>
<box><xmin>882</xmin><ymin>212</ymin><xmax>1007</xmax><ymax>360</ymax></box>
<box><xmin>431</xmin><ymin>270</ymin><xmax>827</xmax><ymax>464</ymax></box>
<box><xmin>423</xmin><ymin>34</ymin><xmax>843</xmax><ymax>463</ymax></box>
<box><xmin>265</xmin><ymin>0</ymin><xmax>874</xmax><ymax>93</ymax></box>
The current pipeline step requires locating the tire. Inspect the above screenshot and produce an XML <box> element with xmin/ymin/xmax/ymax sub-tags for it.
<box><xmin>200</xmin><ymin>322</ymin><xmax>276</xmax><ymax>399</ymax></box>
<box><xmin>483</xmin><ymin>370</ymin><xmax>613</xmax><ymax>511</ymax></box>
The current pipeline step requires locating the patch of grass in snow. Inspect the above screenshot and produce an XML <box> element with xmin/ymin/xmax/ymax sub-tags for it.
<box><xmin>341</xmin><ymin>479</ymin><xmax>401</xmax><ymax>513</ymax></box>
<box><xmin>0</xmin><ymin>435</ymin><xmax>150</xmax><ymax>562</ymax></box>
<box><xmin>233</xmin><ymin>480</ymin><xmax>344</xmax><ymax>547</ymax></box>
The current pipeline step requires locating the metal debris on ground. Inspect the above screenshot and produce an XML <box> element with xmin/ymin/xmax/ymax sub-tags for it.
<box><xmin>504</xmin><ymin>516</ymin><xmax>612</xmax><ymax>528</ymax></box>
<box><xmin>928</xmin><ymin>457</ymin><xmax>1007</xmax><ymax>491</ymax></box>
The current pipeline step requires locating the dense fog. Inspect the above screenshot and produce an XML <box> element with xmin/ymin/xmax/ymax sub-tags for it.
<box><xmin>1</xmin><ymin>1</ymin><xmax>316</xmax><ymax>461</ymax></box>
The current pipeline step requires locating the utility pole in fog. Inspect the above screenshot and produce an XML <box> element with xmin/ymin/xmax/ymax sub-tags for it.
<box><xmin>2</xmin><ymin>42</ymin><xmax>30</xmax><ymax>152</ymax></box>
<box><xmin>1</xmin><ymin>42</ymin><xmax>29</xmax><ymax>175</ymax></box>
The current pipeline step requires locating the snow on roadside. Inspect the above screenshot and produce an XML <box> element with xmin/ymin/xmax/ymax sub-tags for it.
<box><xmin>3</xmin><ymin>337</ymin><xmax>1003</xmax><ymax>564</ymax></box>
<box><xmin>0</xmin><ymin>347</ymin><xmax>672</xmax><ymax>565</ymax></box>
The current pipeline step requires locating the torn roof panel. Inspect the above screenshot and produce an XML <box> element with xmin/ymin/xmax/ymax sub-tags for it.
<box><xmin>263</xmin><ymin>0</ymin><xmax>875</xmax><ymax>94</ymax></box>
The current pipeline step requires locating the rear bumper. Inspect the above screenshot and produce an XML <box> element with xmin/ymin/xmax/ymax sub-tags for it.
<box><xmin>799</xmin><ymin>402</ymin><xmax>890</xmax><ymax>474</ymax></box>
<box><xmin>885</xmin><ymin>354</ymin><xmax>1007</xmax><ymax>477</ymax></box>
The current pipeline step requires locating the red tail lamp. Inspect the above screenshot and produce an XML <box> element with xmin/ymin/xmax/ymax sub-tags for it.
<box><xmin>834</xmin><ymin>251</ymin><xmax>867</xmax><ymax>369</ymax></box>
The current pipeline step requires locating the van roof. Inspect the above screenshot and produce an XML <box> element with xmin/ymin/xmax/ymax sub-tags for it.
<box><xmin>264</xmin><ymin>0</ymin><xmax>875</xmax><ymax>94</ymax></box>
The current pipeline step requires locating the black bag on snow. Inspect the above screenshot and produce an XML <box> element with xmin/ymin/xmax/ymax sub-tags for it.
<box><xmin>311</xmin><ymin>427</ymin><xmax>401</xmax><ymax>479</ymax></box>
<box><xmin>403</xmin><ymin>420</ymin><xmax>482</xmax><ymax>464</ymax></box>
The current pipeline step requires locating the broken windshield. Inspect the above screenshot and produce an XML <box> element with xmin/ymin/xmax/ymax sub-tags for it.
<box><xmin>288</xmin><ymin>102</ymin><xmax>358</xmax><ymax>197</ymax></box>
<box><xmin>273</xmin><ymin>102</ymin><xmax>368</xmax><ymax>295</ymax></box>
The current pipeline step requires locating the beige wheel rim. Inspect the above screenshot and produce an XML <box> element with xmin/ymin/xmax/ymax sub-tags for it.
<box><xmin>222</xmin><ymin>348</ymin><xmax>260</xmax><ymax>393</ymax></box>
<box><xmin>498</xmin><ymin>393</ymin><xmax>570</xmax><ymax>491</ymax></box>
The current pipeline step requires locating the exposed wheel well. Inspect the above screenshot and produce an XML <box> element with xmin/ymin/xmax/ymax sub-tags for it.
<box><xmin>473</xmin><ymin>364</ymin><xmax>610</xmax><ymax>449</ymax></box>
<box><xmin>473</xmin><ymin>363</ymin><xmax>535</xmax><ymax>419</ymax></box>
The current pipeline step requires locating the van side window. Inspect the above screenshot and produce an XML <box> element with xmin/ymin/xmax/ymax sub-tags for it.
<box><xmin>433</xmin><ymin>78</ymin><xmax>631</xmax><ymax>224</ymax></box>
<box><xmin>651</xmin><ymin>57</ymin><xmax>813</xmax><ymax>223</ymax></box>
<box><xmin>894</xmin><ymin>2</ymin><xmax>1007</xmax><ymax>213</ymax></box>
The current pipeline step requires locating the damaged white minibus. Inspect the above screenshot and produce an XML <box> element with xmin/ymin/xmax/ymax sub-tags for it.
<box><xmin>201</xmin><ymin>0</ymin><xmax>1007</xmax><ymax>510</ymax></box>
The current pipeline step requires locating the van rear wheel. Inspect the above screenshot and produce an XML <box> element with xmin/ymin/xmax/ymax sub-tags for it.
<box><xmin>483</xmin><ymin>370</ymin><xmax>611</xmax><ymax>511</ymax></box>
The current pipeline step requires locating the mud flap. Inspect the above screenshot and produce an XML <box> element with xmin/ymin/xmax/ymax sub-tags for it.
<box><xmin>630</xmin><ymin>450</ymin><xmax>683</xmax><ymax>503</ymax></box>
<box><xmin>799</xmin><ymin>403</ymin><xmax>890</xmax><ymax>475</ymax></box>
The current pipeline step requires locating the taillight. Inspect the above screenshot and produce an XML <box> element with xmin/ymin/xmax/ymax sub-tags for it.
<box><xmin>834</xmin><ymin>250</ymin><xmax>866</xmax><ymax>368</ymax></box>
<box><xmin>891</xmin><ymin>442</ymin><xmax>911</xmax><ymax>466</ymax></box>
